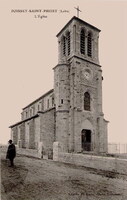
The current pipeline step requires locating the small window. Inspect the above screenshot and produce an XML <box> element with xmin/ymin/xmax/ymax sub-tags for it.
<box><xmin>47</xmin><ymin>99</ymin><xmax>49</xmax><ymax>109</ymax></box>
<box><xmin>32</xmin><ymin>107</ymin><xmax>35</xmax><ymax>115</ymax></box>
<box><xmin>30</xmin><ymin>109</ymin><xmax>32</xmax><ymax>117</ymax></box>
<box><xmin>39</xmin><ymin>102</ymin><xmax>42</xmax><ymax>111</ymax></box>
<box><xmin>61</xmin><ymin>99</ymin><xmax>63</xmax><ymax>104</ymax></box>
<box><xmin>52</xmin><ymin>97</ymin><xmax>54</xmax><ymax>106</ymax></box>
<box><xmin>38</xmin><ymin>104</ymin><xmax>40</xmax><ymax>111</ymax></box>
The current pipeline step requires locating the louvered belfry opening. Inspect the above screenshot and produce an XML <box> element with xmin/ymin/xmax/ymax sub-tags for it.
<box><xmin>80</xmin><ymin>29</ymin><xmax>85</xmax><ymax>54</ymax></box>
<box><xmin>87</xmin><ymin>32</ymin><xmax>92</xmax><ymax>57</ymax></box>
<box><xmin>62</xmin><ymin>32</ymin><xmax>70</xmax><ymax>57</ymax></box>
<box><xmin>67</xmin><ymin>32</ymin><xmax>70</xmax><ymax>56</ymax></box>
<box><xmin>63</xmin><ymin>36</ymin><xmax>66</xmax><ymax>55</ymax></box>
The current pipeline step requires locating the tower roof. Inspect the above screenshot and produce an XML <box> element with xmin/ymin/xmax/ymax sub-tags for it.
<box><xmin>56</xmin><ymin>16</ymin><xmax>101</xmax><ymax>37</ymax></box>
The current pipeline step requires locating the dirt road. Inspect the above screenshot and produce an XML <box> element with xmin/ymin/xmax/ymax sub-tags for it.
<box><xmin>1</xmin><ymin>152</ymin><xmax>127</xmax><ymax>200</ymax></box>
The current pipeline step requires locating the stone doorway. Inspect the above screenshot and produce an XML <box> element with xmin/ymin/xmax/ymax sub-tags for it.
<box><xmin>81</xmin><ymin>129</ymin><xmax>91</xmax><ymax>151</ymax></box>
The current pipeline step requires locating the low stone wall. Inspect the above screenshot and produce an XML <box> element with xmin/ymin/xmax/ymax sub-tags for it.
<box><xmin>17</xmin><ymin>147</ymin><xmax>49</xmax><ymax>159</ymax></box>
<box><xmin>55</xmin><ymin>152</ymin><xmax>127</xmax><ymax>175</ymax></box>
<box><xmin>17</xmin><ymin>148</ymin><xmax>40</xmax><ymax>158</ymax></box>
<box><xmin>0</xmin><ymin>145</ymin><xmax>41</xmax><ymax>159</ymax></box>
<box><xmin>53</xmin><ymin>142</ymin><xmax>127</xmax><ymax>175</ymax></box>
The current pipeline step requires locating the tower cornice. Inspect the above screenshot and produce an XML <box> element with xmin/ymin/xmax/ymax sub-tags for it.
<box><xmin>56</xmin><ymin>16</ymin><xmax>101</xmax><ymax>37</ymax></box>
<box><xmin>68</xmin><ymin>55</ymin><xmax>102</xmax><ymax>68</ymax></box>
<box><xmin>53</xmin><ymin>63</ymin><xmax>70</xmax><ymax>70</ymax></box>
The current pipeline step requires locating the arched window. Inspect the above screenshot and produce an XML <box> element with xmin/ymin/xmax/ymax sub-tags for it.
<box><xmin>80</xmin><ymin>29</ymin><xmax>85</xmax><ymax>54</ymax></box>
<box><xmin>62</xmin><ymin>32</ymin><xmax>71</xmax><ymax>56</ymax></box>
<box><xmin>87</xmin><ymin>32</ymin><xmax>92</xmax><ymax>57</ymax></box>
<box><xmin>67</xmin><ymin>32</ymin><xmax>70</xmax><ymax>56</ymax></box>
<box><xmin>84</xmin><ymin>92</ymin><xmax>90</xmax><ymax>111</ymax></box>
<box><xmin>63</xmin><ymin>36</ymin><xmax>66</xmax><ymax>55</ymax></box>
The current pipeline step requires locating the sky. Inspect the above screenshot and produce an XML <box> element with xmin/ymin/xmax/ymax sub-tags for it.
<box><xmin>1</xmin><ymin>0</ymin><xmax>127</xmax><ymax>144</ymax></box>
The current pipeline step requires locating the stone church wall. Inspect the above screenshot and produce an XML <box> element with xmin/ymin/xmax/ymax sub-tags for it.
<box><xmin>25</xmin><ymin>122</ymin><xmax>29</xmax><ymax>148</ymax></box>
<box><xmin>21</xmin><ymin>90</ymin><xmax>54</xmax><ymax>121</ymax></box>
<box><xmin>20</xmin><ymin>123</ymin><xmax>25</xmax><ymax>148</ymax></box>
<box><xmin>29</xmin><ymin>119</ymin><xmax>35</xmax><ymax>149</ymax></box>
<box><xmin>40</xmin><ymin>108</ymin><xmax>55</xmax><ymax>156</ymax></box>
<box><xmin>19</xmin><ymin>117</ymin><xmax>38</xmax><ymax>149</ymax></box>
<box><xmin>54</xmin><ymin>64</ymin><xmax>70</xmax><ymax>111</ymax></box>
<box><xmin>11</xmin><ymin>127</ymin><xmax>18</xmax><ymax>145</ymax></box>
<box><xmin>55</xmin><ymin>111</ymin><xmax>69</xmax><ymax>152</ymax></box>
<box><xmin>34</xmin><ymin>117</ymin><xmax>40</xmax><ymax>150</ymax></box>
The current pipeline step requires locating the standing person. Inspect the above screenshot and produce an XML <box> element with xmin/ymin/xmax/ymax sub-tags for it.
<box><xmin>6</xmin><ymin>140</ymin><xmax>16</xmax><ymax>167</ymax></box>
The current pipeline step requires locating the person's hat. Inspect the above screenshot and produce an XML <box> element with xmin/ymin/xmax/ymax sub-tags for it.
<box><xmin>8</xmin><ymin>139</ymin><xmax>12</xmax><ymax>143</ymax></box>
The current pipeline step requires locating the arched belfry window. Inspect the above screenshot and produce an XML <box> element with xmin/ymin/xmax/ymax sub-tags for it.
<box><xmin>84</xmin><ymin>92</ymin><xmax>90</xmax><ymax>111</ymax></box>
<box><xmin>80</xmin><ymin>29</ymin><xmax>85</xmax><ymax>54</ymax></box>
<box><xmin>62</xmin><ymin>32</ymin><xmax>71</xmax><ymax>56</ymax></box>
<box><xmin>67</xmin><ymin>32</ymin><xmax>70</xmax><ymax>56</ymax></box>
<box><xmin>87</xmin><ymin>32</ymin><xmax>92</xmax><ymax>57</ymax></box>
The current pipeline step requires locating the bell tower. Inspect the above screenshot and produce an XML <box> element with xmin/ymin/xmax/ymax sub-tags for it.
<box><xmin>57</xmin><ymin>16</ymin><xmax>100</xmax><ymax>65</ymax></box>
<box><xmin>54</xmin><ymin>16</ymin><xmax>108</xmax><ymax>154</ymax></box>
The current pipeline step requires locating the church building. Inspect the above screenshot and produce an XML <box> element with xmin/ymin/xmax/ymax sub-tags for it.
<box><xmin>10</xmin><ymin>16</ymin><xmax>108</xmax><ymax>156</ymax></box>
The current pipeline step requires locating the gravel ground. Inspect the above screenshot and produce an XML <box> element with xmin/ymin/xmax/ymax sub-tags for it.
<box><xmin>1</xmin><ymin>152</ymin><xmax>127</xmax><ymax>200</ymax></box>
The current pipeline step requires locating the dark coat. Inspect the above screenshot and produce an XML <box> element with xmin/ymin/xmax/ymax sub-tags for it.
<box><xmin>6</xmin><ymin>144</ymin><xmax>16</xmax><ymax>159</ymax></box>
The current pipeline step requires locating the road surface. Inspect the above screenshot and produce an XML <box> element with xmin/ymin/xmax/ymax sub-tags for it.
<box><xmin>1</xmin><ymin>152</ymin><xmax>127</xmax><ymax>200</ymax></box>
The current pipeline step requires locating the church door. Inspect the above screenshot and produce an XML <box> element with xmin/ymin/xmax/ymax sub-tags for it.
<box><xmin>81</xmin><ymin>129</ymin><xmax>91</xmax><ymax>151</ymax></box>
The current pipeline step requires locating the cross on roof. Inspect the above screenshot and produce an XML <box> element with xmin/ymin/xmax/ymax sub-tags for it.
<box><xmin>74</xmin><ymin>6</ymin><xmax>81</xmax><ymax>18</ymax></box>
